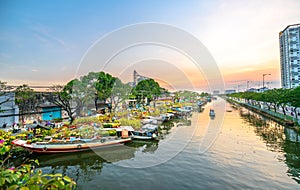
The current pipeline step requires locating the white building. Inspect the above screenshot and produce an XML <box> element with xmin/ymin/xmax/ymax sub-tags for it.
<box><xmin>279</xmin><ymin>23</ymin><xmax>300</xmax><ymax>89</ymax></box>
<box><xmin>133</xmin><ymin>70</ymin><xmax>149</xmax><ymax>86</ymax></box>
<box><xmin>0</xmin><ymin>92</ymin><xmax>19</xmax><ymax>127</ymax></box>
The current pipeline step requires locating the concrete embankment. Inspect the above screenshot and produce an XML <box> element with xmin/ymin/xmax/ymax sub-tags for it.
<box><xmin>225</xmin><ymin>98</ymin><xmax>299</xmax><ymax>129</ymax></box>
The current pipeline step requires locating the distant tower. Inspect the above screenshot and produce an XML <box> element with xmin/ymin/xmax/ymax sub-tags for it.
<box><xmin>133</xmin><ymin>70</ymin><xmax>138</xmax><ymax>86</ymax></box>
<box><xmin>133</xmin><ymin>70</ymin><xmax>149</xmax><ymax>86</ymax></box>
<box><xmin>279</xmin><ymin>23</ymin><xmax>300</xmax><ymax>89</ymax></box>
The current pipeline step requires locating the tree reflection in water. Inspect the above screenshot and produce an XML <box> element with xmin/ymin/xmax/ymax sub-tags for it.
<box><xmin>239</xmin><ymin>108</ymin><xmax>300</xmax><ymax>183</ymax></box>
<box><xmin>35</xmin><ymin>150</ymin><xmax>105</xmax><ymax>183</ymax></box>
<box><xmin>33</xmin><ymin>117</ymin><xmax>192</xmax><ymax>185</ymax></box>
<box><xmin>35</xmin><ymin>145</ymin><xmax>137</xmax><ymax>184</ymax></box>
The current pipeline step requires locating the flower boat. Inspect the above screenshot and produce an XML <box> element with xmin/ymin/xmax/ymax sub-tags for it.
<box><xmin>12</xmin><ymin>127</ymin><xmax>133</xmax><ymax>154</ymax></box>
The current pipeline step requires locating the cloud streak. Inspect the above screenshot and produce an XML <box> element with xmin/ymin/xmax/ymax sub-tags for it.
<box><xmin>31</xmin><ymin>22</ymin><xmax>69</xmax><ymax>49</ymax></box>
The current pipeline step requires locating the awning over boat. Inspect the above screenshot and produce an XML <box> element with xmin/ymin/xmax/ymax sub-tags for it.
<box><xmin>27</xmin><ymin>123</ymin><xmax>51</xmax><ymax>130</ymax></box>
<box><xmin>141</xmin><ymin>124</ymin><xmax>158</xmax><ymax>131</ymax></box>
<box><xmin>101</xmin><ymin>126</ymin><xmax>135</xmax><ymax>132</ymax></box>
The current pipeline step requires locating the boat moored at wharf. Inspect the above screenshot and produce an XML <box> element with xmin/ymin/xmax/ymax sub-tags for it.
<box><xmin>12</xmin><ymin>127</ymin><xmax>133</xmax><ymax>154</ymax></box>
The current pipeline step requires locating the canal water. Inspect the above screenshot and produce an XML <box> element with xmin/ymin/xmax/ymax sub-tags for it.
<box><xmin>36</xmin><ymin>98</ymin><xmax>300</xmax><ymax>189</ymax></box>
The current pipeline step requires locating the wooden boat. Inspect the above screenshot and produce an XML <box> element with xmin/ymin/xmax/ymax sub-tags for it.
<box><xmin>160</xmin><ymin>113</ymin><xmax>174</xmax><ymax>121</ymax></box>
<box><xmin>226</xmin><ymin>104</ymin><xmax>233</xmax><ymax>112</ymax></box>
<box><xmin>12</xmin><ymin>127</ymin><xmax>133</xmax><ymax>154</ymax></box>
<box><xmin>132</xmin><ymin>124</ymin><xmax>158</xmax><ymax>140</ymax></box>
<box><xmin>132</xmin><ymin>132</ymin><xmax>157</xmax><ymax>140</ymax></box>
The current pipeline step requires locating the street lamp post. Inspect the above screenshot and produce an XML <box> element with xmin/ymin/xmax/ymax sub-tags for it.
<box><xmin>262</xmin><ymin>74</ymin><xmax>271</xmax><ymax>89</ymax></box>
<box><xmin>246</xmin><ymin>80</ymin><xmax>250</xmax><ymax>91</ymax></box>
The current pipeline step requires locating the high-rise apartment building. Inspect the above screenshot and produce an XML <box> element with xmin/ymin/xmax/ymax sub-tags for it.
<box><xmin>279</xmin><ymin>23</ymin><xmax>300</xmax><ymax>89</ymax></box>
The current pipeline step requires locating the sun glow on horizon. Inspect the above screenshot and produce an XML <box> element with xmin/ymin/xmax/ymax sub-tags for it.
<box><xmin>1</xmin><ymin>0</ymin><xmax>299</xmax><ymax>91</ymax></box>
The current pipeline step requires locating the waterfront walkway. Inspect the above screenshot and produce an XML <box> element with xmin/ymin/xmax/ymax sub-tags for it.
<box><xmin>227</xmin><ymin>97</ymin><xmax>300</xmax><ymax>126</ymax></box>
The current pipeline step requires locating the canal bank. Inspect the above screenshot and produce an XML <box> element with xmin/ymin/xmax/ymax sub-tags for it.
<box><xmin>225</xmin><ymin>97</ymin><xmax>300</xmax><ymax>129</ymax></box>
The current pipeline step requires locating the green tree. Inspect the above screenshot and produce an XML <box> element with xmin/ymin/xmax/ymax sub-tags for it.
<box><xmin>242</xmin><ymin>92</ymin><xmax>256</xmax><ymax>104</ymax></box>
<box><xmin>50</xmin><ymin>72</ymin><xmax>124</xmax><ymax>119</ymax></box>
<box><xmin>15</xmin><ymin>85</ymin><xmax>35</xmax><ymax>123</ymax></box>
<box><xmin>132</xmin><ymin>79</ymin><xmax>161</xmax><ymax>105</ymax></box>
<box><xmin>289</xmin><ymin>86</ymin><xmax>300</xmax><ymax>118</ymax></box>
<box><xmin>227</xmin><ymin>89</ymin><xmax>295</xmax><ymax>116</ymax></box>
<box><xmin>95</xmin><ymin>72</ymin><xmax>116</xmax><ymax>111</ymax></box>
<box><xmin>66</xmin><ymin>79</ymin><xmax>87</xmax><ymax>117</ymax></box>
<box><xmin>80</xmin><ymin>72</ymin><xmax>100</xmax><ymax>108</ymax></box>
<box><xmin>261</xmin><ymin>89</ymin><xmax>291</xmax><ymax>113</ymax></box>
<box><xmin>200</xmin><ymin>92</ymin><xmax>210</xmax><ymax>97</ymax></box>
<box><xmin>50</xmin><ymin>84</ymin><xmax>76</xmax><ymax>124</ymax></box>
<box><xmin>110</xmin><ymin>78</ymin><xmax>132</xmax><ymax>113</ymax></box>
<box><xmin>177</xmin><ymin>90</ymin><xmax>199</xmax><ymax>102</ymax></box>
<box><xmin>276</xmin><ymin>88</ymin><xmax>291</xmax><ymax>115</ymax></box>
<box><xmin>0</xmin><ymin>81</ymin><xmax>10</xmax><ymax>112</ymax></box>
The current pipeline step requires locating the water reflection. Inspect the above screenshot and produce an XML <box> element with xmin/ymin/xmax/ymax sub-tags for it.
<box><xmin>35</xmin><ymin>139</ymin><xmax>162</xmax><ymax>183</ymax></box>
<box><xmin>126</xmin><ymin>140</ymin><xmax>159</xmax><ymax>154</ymax></box>
<box><xmin>35</xmin><ymin>115</ymin><xmax>193</xmax><ymax>184</ymax></box>
<box><xmin>285</xmin><ymin>127</ymin><xmax>300</xmax><ymax>143</ymax></box>
<box><xmin>238</xmin><ymin>107</ymin><xmax>300</xmax><ymax>183</ymax></box>
<box><xmin>36</xmin><ymin>145</ymin><xmax>136</xmax><ymax>183</ymax></box>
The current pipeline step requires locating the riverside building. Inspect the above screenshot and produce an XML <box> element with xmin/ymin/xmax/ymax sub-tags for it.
<box><xmin>279</xmin><ymin>23</ymin><xmax>300</xmax><ymax>89</ymax></box>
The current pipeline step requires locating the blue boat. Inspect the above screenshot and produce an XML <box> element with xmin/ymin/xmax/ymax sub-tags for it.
<box><xmin>133</xmin><ymin>124</ymin><xmax>158</xmax><ymax>140</ymax></box>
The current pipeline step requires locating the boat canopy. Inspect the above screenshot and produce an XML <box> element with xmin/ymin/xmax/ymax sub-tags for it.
<box><xmin>27</xmin><ymin>123</ymin><xmax>51</xmax><ymax>130</ymax></box>
<box><xmin>142</xmin><ymin>124</ymin><xmax>158</xmax><ymax>131</ymax></box>
<box><xmin>101</xmin><ymin>126</ymin><xmax>135</xmax><ymax>132</ymax></box>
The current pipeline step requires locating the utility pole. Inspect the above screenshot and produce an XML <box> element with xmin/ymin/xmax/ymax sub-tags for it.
<box><xmin>246</xmin><ymin>81</ymin><xmax>250</xmax><ymax>91</ymax></box>
<box><xmin>262</xmin><ymin>74</ymin><xmax>271</xmax><ymax>89</ymax></box>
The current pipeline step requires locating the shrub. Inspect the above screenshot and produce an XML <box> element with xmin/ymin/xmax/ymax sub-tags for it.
<box><xmin>0</xmin><ymin>160</ymin><xmax>77</xmax><ymax>189</ymax></box>
<box><xmin>53</xmin><ymin>118</ymin><xmax>63</xmax><ymax>122</ymax></box>
<box><xmin>118</xmin><ymin>118</ymin><xmax>141</xmax><ymax>130</ymax></box>
<box><xmin>73</xmin><ymin>117</ymin><xmax>102</xmax><ymax>125</ymax></box>
<box><xmin>0</xmin><ymin>132</ymin><xmax>77</xmax><ymax>190</ymax></box>
<box><xmin>108</xmin><ymin>130</ymin><xmax>117</xmax><ymax>136</ymax></box>
<box><xmin>102</xmin><ymin>123</ymin><xmax>113</xmax><ymax>128</ymax></box>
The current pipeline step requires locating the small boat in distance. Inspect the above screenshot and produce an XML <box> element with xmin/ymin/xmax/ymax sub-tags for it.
<box><xmin>226</xmin><ymin>104</ymin><xmax>233</xmax><ymax>112</ymax></box>
<box><xmin>226</xmin><ymin>108</ymin><xmax>233</xmax><ymax>112</ymax></box>
<box><xmin>209</xmin><ymin>109</ymin><xmax>215</xmax><ymax>118</ymax></box>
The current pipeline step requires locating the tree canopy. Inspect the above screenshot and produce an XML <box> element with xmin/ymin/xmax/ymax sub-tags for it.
<box><xmin>132</xmin><ymin>79</ymin><xmax>162</xmax><ymax>105</ymax></box>
<box><xmin>290</xmin><ymin>87</ymin><xmax>300</xmax><ymax>108</ymax></box>
<box><xmin>49</xmin><ymin>71</ymin><xmax>124</xmax><ymax>120</ymax></box>
<box><xmin>95</xmin><ymin>72</ymin><xmax>116</xmax><ymax>101</ymax></box>
<box><xmin>110</xmin><ymin>78</ymin><xmax>132</xmax><ymax>112</ymax></box>
<box><xmin>0</xmin><ymin>81</ymin><xmax>9</xmax><ymax>112</ymax></box>
<box><xmin>50</xmin><ymin>84</ymin><xmax>76</xmax><ymax>124</ymax></box>
<box><xmin>227</xmin><ymin>87</ymin><xmax>300</xmax><ymax>116</ymax></box>
<box><xmin>15</xmin><ymin>85</ymin><xmax>35</xmax><ymax>120</ymax></box>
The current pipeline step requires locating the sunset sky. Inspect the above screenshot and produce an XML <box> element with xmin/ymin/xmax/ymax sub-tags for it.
<box><xmin>1</xmin><ymin>0</ymin><xmax>300</xmax><ymax>92</ymax></box>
